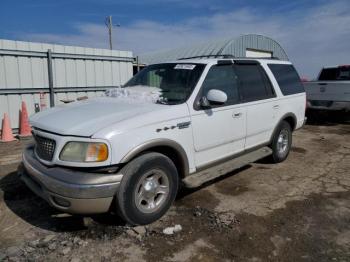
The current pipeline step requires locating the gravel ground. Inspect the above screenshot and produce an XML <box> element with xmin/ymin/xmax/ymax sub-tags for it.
<box><xmin>0</xmin><ymin>111</ymin><xmax>349</xmax><ymax>262</ymax></box>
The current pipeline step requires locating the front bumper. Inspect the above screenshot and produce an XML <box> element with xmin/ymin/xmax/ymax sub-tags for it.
<box><xmin>20</xmin><ymin>146</ymin><xmax>123</xmax><ymax>214</ymax></box>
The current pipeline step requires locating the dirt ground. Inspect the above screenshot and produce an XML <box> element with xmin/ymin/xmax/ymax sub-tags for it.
<box><xmin>0</xmin><ymin>111</ymin><xmax>350</xmax><ymax>262</ymax></box>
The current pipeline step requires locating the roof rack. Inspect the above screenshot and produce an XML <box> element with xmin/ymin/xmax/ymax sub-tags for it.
<box><xmin>178</xmin><ymin>54</ymin><xmax>235</xmax><ymax>60</ymax></box>
<box><xmin>178</xmin><ymin>54</ymin><xmax>280</xmax><ymax>61</ymax></box>
<box><xmin>242</xmin><ymin>56</ymin><xmax>280</xmax><ymax>60</ymax></box>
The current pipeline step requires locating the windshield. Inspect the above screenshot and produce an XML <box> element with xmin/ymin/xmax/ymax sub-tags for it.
<box><xmin>124</xmin><ymin>63</ymin><xmax>205</xmax><ymax>105</ymax></box>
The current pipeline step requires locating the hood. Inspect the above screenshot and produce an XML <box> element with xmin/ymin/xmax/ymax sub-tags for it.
<box><xmin>30</xmin><ymin>97</ymin><xmax>167</xmax><ymax>137</ymax></box>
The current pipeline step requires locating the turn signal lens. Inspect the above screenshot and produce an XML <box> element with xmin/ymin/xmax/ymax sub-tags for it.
<box><xmin>85</xmin><ymin>143</ymin><xmax>108</xmax><ymax>162</ymax></box>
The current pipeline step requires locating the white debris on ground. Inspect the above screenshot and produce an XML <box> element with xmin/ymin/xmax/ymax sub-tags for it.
<box><xmin>105</xmin><ymin>86</ymin><xmax>162</xmax><ymax>104</ymax></box>
<box><xmin>163</xmin><ymin>225</ymin><xmax>182</xmax><ymax>235</ymax></box>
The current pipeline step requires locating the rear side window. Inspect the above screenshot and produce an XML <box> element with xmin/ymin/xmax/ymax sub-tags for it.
<box><xmin>268</xmin><ymin>64</ymin><xmax>304</xmax><ymax>95</ymax></box>
<box><xmin>338</xmin><ymin>67</ymin><xmax>350</xmax><ymax>80</ymax></box>
<box><xmin>234</xmin><ymin>64</ymin><xmax>275</xmax><ymax>102</ymax></box>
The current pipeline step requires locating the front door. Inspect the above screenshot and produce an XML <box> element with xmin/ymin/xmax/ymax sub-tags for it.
<box><xmin>189</xmin><ymin>64</ymin><xmax>246</xmax><ymax>168</ymax></box>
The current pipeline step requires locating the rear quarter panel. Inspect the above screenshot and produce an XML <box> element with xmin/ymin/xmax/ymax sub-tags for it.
<box><xmin>262</xmin><ymin>61</ymin><xmax>306</xmax><ymax>131</ymax></box>
<box><xmin>276</xmin><ymin>93</ymin><xmax>306</xmax><ymax>130</ymax></box>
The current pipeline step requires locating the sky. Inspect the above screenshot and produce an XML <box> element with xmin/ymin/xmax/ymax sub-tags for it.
<box><xmin>1</xmin><ymin>0</ymin><xmax>350</xmax><ymax>78</ymax></box>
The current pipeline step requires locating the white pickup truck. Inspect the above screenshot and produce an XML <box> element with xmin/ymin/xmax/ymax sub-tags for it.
<box><xmin>20</xmin><ymin>57</ymin><xmax>306</xmax><ymax>225</ymax></box>
<box><xmin>304</xmin><ymin>65</ymin><xmax>350</xmax><ymax>111</ymax></box>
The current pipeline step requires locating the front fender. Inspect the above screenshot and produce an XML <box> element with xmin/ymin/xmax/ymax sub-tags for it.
<box><xmin>120</xmin><ymin>138</ymin><xmax>190</xmax><ymax>177</ymax></box>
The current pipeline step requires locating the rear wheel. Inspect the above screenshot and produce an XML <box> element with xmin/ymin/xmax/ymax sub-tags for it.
<box><xmin>270</xmin><ymin>121</ymin><xmax>292</xmax><ymax>163</ymax></box>
<box><xmin>116</xmin><ymin>152</ymin><xmax>178</xmax><ymax>225</ymax></box>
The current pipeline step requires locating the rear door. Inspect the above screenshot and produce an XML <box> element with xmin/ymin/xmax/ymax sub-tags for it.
<box><xmin>234</xmin><ymin>61</ymin><xmax>278</xmax><ymax>149</ymax></box>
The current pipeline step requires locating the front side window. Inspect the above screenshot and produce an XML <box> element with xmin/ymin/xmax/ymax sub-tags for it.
<box><xmin>268</xmin><ymin>64</ymin><xmax>304</xmax><ymax>95</ymax></box>
<box><xmin>200</xmin><ymin>65</ymin><xmax>240</xmax><ymax>106</ymax></box>
<box><xmin>124</xmin><ymin>63</ymin><xmax>205</xmax><ymax>105</ymax></box>
<box><xmin>235</xmin><ymin>64</ymin><xmax>275</xmax><ymax>102</ymax></box>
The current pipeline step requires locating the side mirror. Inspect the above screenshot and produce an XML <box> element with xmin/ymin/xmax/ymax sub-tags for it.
<box><xmin>206</xmin><ymin>89</ymin><xmax>227</xmax><ymax>105</ymax></box>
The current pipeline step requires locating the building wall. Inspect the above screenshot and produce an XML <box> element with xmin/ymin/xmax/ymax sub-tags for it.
<box><xmin>0</xmin><ymin>39</ymin><xmax>133</xmax><ymax>130</ymax></box>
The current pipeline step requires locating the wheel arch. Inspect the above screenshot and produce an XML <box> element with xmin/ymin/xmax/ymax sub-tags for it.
<box><xmin>120</xmin><ymin>139</ymin><xmax>190</xmax><ymax>178</ymax></box>
<box><xmin>270</xmin><ymin>113</ymin><xmax>297</xmax><ymax>143</ymax></box>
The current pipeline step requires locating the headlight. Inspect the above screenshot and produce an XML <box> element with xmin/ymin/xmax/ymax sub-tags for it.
<box><xmin>59</xmin><ymin>142</ymin><xmax>108</xmax><ymax>162</ymax></box>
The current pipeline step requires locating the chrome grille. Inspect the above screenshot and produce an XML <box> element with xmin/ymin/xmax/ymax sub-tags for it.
<box><xmin>34</xmin><ymin>135</ymin><xmax>56</xmax><ymax>161</ymax></box>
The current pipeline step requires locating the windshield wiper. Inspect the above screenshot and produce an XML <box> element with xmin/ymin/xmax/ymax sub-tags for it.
<box><xmin>156</xmin><ymin>100</ymin><xmax>168</xmax><ymax>105</ymax></box>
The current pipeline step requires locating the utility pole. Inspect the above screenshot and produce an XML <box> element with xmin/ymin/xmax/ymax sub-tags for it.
<box><xmin>105</xmin><ymin>15</ymin><xmax>120</xmax><ymax>50</ymax></box>
<box><xmin>105</xmin><ymin>15</ymin><xmax>113</xmax><ymax>50</ymax></box>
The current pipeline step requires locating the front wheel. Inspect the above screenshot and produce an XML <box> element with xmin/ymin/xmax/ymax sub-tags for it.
<box><xmin>116</xmin><ymin>152</ymin><xmax>178</xmax><ymax>225</ymax></box>
<box><xmin>270</xmin><ymin>121</ymin><xmax>292</xmax><ymax>163</ymax></box>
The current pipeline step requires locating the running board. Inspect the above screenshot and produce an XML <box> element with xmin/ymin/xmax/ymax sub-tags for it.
<box><xmin>183</xmin><ymin>146</ymin><xmax>272</xmax><ymax>188</ymax></box>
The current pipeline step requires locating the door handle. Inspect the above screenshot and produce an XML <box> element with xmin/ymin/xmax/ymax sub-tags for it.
<box><xmin>273</xmin><ymin>105</ymin><xmax>280</xmax><ymax>109</ymax></box>
<box><xmin>233</xmin><ymin>112</ymin><xmax>242</xmax><ymax>118</ymax></box>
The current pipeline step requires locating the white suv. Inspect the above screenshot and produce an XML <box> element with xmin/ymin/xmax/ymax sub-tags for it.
<box><xmin>21</xmin><ymin>57</ymin><xmax>306</xmax><ymax>225</ymax></box>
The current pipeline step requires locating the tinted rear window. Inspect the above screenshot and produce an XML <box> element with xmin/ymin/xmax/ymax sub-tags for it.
<box><xmin>319</xmin><ymin>67</ymin><xmax>350</xmax><ymax>81</ymax></box>
<box><xmin>268</xmin><ymin>64</ymin><xmax>304</xmax><ymax>95</ymax></box>
<box><xmin>234</xmin><ymin>64</ymin><xmax>275</xmax><ymax>102</ymax></box>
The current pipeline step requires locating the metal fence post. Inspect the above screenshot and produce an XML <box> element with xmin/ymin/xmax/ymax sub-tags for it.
<box><xmin>136</xmin><ymin>56</ymin><xmax>140</xmax><ymax>73</ymax></box>
<box><xmin>47</xmin><ymin>49</ymin><xmax>55</xmax><ymax>107</ymax></box>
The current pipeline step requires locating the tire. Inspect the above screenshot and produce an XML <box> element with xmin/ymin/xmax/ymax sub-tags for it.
<box><xmin>269</xmin><ymin>121</ymin><xmax>292</xmax><ymax>163</ymax></box>
<box><xmin>116</xmin><ymin>152</ymin><xmax>179</xmax><ymax>225</ymax></box>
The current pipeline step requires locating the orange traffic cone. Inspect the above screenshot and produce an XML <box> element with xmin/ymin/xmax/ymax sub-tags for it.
<box><xmin>19</xmin><ymin>101</ymin><xmax>32</xmax><ymax>137</ymax></box>
<box><xmin>0</xmin><ymin>113</ymin><xmax>16</xmax><ymax>142</ymax></box>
